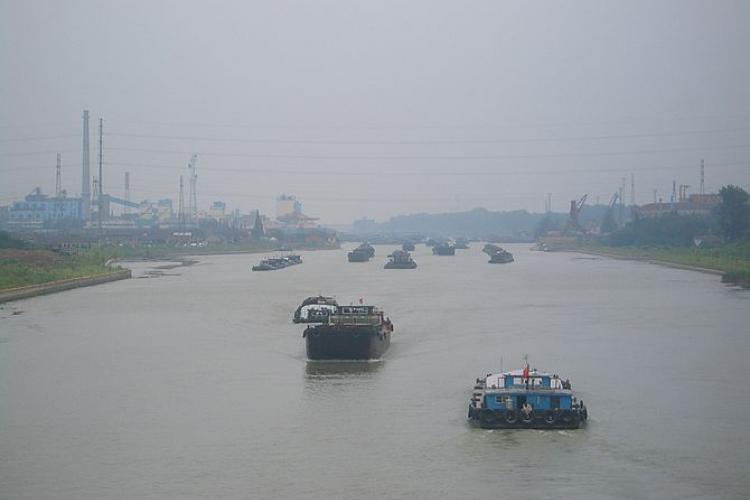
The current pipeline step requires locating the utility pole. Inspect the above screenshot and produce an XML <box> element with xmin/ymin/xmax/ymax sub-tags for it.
<box><xmin>545</xmin><ymin>193</ymin><xmax>552</xmax><ymax>213</ymax></box>
<box><xmin>653</xmin><ymin>189</ymin><xmax>657</xmax><ymax>204</ymax></box>
<box><xmin>98</xmin><ymin>118</ymin><xmax>103</xmax><ymax>231</ymax></box>
<box><xmin>630</xmin><ymin>173</ymin><xmax>635</xmax><ymax>206</ymax></box>
<box><xmin>81</xmin><ymin>110</ymin><xmax>91</xmax><ymax>221</ymax></box>
<box><xmin>700</xmin><ymin>159</ymin><xmax>705</xmax><ymax>195</ymax></box>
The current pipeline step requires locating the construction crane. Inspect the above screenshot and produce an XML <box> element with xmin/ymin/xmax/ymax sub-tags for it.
<box><xmin>565</xmin><ymin>194</ymin><xmax>587</xmax><ymax>234</ymax></box>
<box><xmin>600</xmin><ymin>192</ymin><xmax>619</xmax><ymax>233</ymax></box>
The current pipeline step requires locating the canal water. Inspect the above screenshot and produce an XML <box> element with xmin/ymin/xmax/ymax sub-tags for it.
<box><xmin>1</xmin><ymin>245</ymin><xmax>748</xmax><ymax>499</ymax></box>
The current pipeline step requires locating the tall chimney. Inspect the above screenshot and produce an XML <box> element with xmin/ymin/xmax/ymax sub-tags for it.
<box><xmin>81</xmin><ymin>110</ymin><xmax>91</xmax><ymax>220</ymax></box>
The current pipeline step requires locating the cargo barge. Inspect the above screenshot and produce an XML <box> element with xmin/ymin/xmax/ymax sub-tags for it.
<box><xmin>293</xmin><ymin>296</ymin><xmax>393</xmax><ymax>360</ymax></box>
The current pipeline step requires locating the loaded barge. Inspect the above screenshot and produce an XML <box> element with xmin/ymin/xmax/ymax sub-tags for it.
<box><xmin>348</xmin><ymin>243</ymin><xmax>375</xmax><ymax>262</ymax></box>
<box><xmin>468</xmin><ymin>364</ymin><xmax>588</xmax><ymax>429</ymax></box>
<box><xmin>252</xmin><ymin>254</ymin><xmax>302</xmax><ymax>271</ymax></box>
<box><xmin>293</xmin><ymin>296</ymin><xmax>393</xmax><ymax>360</ymax></box>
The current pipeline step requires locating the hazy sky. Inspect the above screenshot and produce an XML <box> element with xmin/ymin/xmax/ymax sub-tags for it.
<box><xmin>2</xmin><ymin>0</ymin><xmax>749</xmax><ymax>224</ymax></box>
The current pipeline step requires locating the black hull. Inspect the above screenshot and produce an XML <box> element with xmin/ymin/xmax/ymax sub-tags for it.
<box><xmin>304</xmin><ymin>325</ymin><xmax>390</xmax><ymax>360</ymax></box>
<box><xmin>347</xmin><ymin>253</ymin><xmax>371</xmax><ymax>262</ymax></box>
<box><xmin>384</xmin><ymin>262</ymin><xmax>417</xmax><ymax>269</ymax></box>
<box><xmin>468</xmin><ymin>408</ymin><xmax>585</xmax><ymax>430</ymax></box>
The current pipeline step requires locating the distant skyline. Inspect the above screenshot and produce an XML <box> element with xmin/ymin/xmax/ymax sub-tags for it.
<box><xmin>2</xmin><ymin>0</ymin><xmax>749</xmax><ymax>224</ymax></box>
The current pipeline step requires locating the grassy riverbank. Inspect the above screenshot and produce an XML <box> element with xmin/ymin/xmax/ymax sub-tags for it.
<box><xmin>102</xmin><ymin>241</ymin><xmax>281</xmax><ymax>260</ymax></box>
<box><xmin>574</xmin><ymin>242</ymin><xmax>750</xmax><ymax>287</ymax></box>
<box><xmin>0</xmin><ymin>250</ymin><xmax>114</xmax><ymax>290</ymax></box>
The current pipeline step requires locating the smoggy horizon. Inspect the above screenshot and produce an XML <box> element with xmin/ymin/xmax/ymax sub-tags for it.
<box><xmin>2</xmin><ymin>1</ymin><xmax>749</xmax><ymax>224</ymax></box>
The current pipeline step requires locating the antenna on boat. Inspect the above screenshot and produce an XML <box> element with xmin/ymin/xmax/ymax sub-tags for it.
<box><xmin>500</xmin><ymin>356</ymin><xmax>503</xmax><ymax>373</ymax></box>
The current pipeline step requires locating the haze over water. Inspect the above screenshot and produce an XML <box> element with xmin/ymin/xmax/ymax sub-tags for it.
<box><xmin>1</xmin><ymin>245</ymin><xmax>748</xmax><ymax>499</ymax></box>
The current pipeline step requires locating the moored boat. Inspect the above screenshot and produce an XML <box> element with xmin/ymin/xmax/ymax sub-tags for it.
<box><xmin>468</xmin><ymin>363</ymin><xmax>588</xmax><ymax>429</ymax></box>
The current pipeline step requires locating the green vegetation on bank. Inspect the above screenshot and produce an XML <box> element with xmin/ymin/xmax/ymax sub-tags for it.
<box><xmin>101</xmin><ymin>241</ymin><xmax>279</xmax><ymax>260</ymax></box>
<box><xmin>576</xmin><ymin>185</ymin><xmax>750</xmax><ymax>287</ymax></box>
<box><xmin>0</xmin><ymin>251</ymin><xmax>113</xmax><ymax>290</ymax></box>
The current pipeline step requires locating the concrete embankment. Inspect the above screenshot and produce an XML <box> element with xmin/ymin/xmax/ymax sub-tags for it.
<box><xmin>0</xmin><ymin>269</ymin><xmax>131</xmax><ymax>304</ymax></box>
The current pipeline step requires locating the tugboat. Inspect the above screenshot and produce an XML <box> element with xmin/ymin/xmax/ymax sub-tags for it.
<box><xmin>348</xmin><ymin>243</ymin><xmax>375</xmax><ymax>262</ymax></box>
<box><xmin>293</xmin><ymin>296</ymin><xmax>394</xmax><ymax>360</ymax></box>
<box><xmin>483</xmin><ymin>244</ymin><xmax>514</xmax><ymax>264</ymax></box>
<box><xmin>432</xmin><ymin>243</ymin><xmax>456</xmax><ymax>256</ymax></box>
<box><xmin>454</xmin><ymin>238</ymin><xmax>470</xmax><ymax>249</ymax></box>
<box><xmin>384</xmin><ymin>249</ymin><xmax>417</xmax><ymax>269</ymax></box>
<box><xmin>468</xmin><ymin>362</ymin><xmax>588</xmax><ymax>429</ymax></box>
<box><xmin>252</xmin><ymin>254</ymin><xmax>302</xmax><ymax>271</ymax></box>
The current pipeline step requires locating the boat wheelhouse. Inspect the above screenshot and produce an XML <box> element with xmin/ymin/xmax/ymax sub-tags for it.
<box><xmin>468</xmin><ymin>367</ymin><xmax>588</xmax><ymax>429</ymax></box>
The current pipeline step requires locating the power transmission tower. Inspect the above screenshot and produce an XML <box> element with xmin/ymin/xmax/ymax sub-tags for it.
<box><xmin>124</xmin><ymin>172</ymin><xmax>130</xmax><ymax>215</ymax></box>
<box><xmin>55</xmin><ymin>153</ymin><xmax>62</xmax><ymax>197</ymax></box>
<box><xmin>178</xmin><ymin>175</ymin><xmax>185</xmax><ymax>227</ymax></box>
<box><xmin>187</xmin><ymin>154</ymin><xmax>198</xmax><ymax>222</ymax></box>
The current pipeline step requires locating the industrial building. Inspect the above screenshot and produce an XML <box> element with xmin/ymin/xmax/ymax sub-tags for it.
<box><xmin>8</xmin><ymin>188</ymin><xmax>83</xmax><ymax>228</ymax></box>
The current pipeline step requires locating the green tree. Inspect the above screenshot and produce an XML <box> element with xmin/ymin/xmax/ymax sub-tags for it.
<box><xmin>718</xmin><ymin>185</ymin><xmax>749</xmax><ymax>242</ymax></box>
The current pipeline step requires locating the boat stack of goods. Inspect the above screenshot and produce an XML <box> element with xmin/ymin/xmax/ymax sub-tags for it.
<box><xmin>384</xmin><ymin>249</ymin><xmax>417</xmax><ymax>269</ymax></box>
<box><xmin>483</xmin><ymin>244</ymin><xmax>514</xmax><ymax>264</ymax></box>
<box><xmin>468</xmin><ymin>364</ymin><xmax>588</xmax><ymax>429</ymax></box>
<box><xmin>251</xmin><ymin>254</ymin><xmax>302</xmax><ymax>271</ymax></box>
<box><xmin>293</xmin><ymin>296</ymin><xmax>394</xmax><ymax>360</ymax></box>
<box><xmin>432</xmin><ymin>242</ymin><xmax>456</xmax><ymax>256</ymax></box>
<box><xmin>348</xmin><ymin>242</ymin><xmax>375</xmax><ymax>262</ymax></box>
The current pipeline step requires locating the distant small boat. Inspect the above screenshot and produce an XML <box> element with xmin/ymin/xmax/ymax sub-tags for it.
<box><xmin>483</xmin><ymin>244</ymin><xmax>514</xmax><ymax>263</ymax></box>
<box><xmin>432</xmin><ymin>243</ymin><xmax>455</xmax><ymax>256</ymax></box>
<box><xmin>348</xmin><ymin>242</ymin><xmax>375</xmax><ymax>262</ymax></box>
<box><xmin>385</xmin><ymin>249</ymin><xmax>417</xmax><ymax>269</ymax></box>
<box><xmin>252</xmin><ymin>254</ymin><xmax>302</xmax><ymax>271</ymax></box>
<box><xmin>401</xmin><ymin>241</ymin><xmax>416</xmax><ymax>252</ymax></box>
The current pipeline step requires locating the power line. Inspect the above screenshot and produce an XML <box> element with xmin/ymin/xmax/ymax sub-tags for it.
<box><xmin>104</xmin><ymin>126</ymin><xmax>750</xmax><ymax>146</ymax></box>
<box><xmin>99</xmin><ymin>143</ymin><xmax>750</xmax><ymax>161</ymax></box>
<box><xmin>2</xmin><ymin>160</ymin><xmax>748</xmax><ymax>176</ymax></box>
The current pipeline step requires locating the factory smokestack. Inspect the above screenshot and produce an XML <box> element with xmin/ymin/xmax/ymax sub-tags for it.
<box><xmin>81</xmin><ymin>110</ymin><xmax>91</xmax><ymax>220</ymax></box>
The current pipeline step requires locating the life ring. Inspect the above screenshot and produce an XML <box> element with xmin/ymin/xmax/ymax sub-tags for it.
<box><xmin>521</xmin><ymin>411</ymin><xmax>534</xmax><ymax>424</ymax></box>
<box><xmin>352</xmin><ymin>331</ymin><xmax>360</xmax><ymax>338</ymax></box>
<box><xmin>561</xmin><ymin>411</ymin><xmax>573</xmax><ymax>423</ymax></box>
<box><xmin>311</xmin><ymin>330</ymin><xmax>321</xmax><ymax>337</ymax></box>
<box><xmin>544</xmin><ymin>411</ymin><xmax>557</xmax><ymax>425</ymax></box>
<box><xmin>504</xmin><ymin>410</ymin><xmax>517</xmax><ymax>424</ymax></box>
